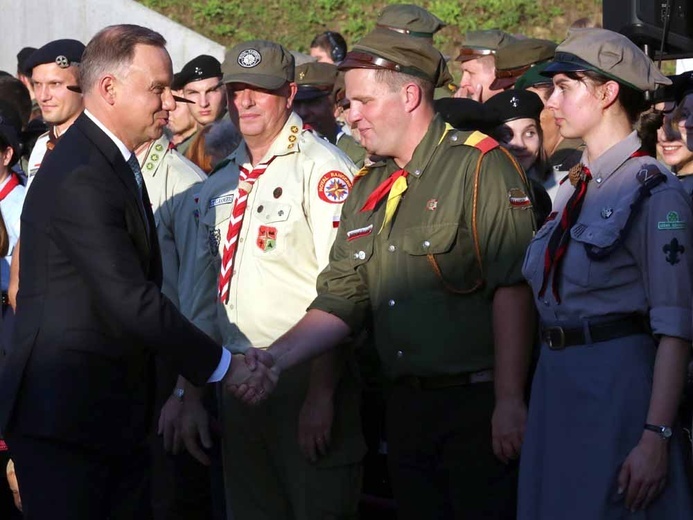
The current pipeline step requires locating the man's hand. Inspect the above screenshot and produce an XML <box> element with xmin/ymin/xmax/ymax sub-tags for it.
<box><xmin>298</xmin><ymin>395</ymin><xmax>334</xmax><ymax>463</ymax></box>
<box><xmin>157</xmin><ymin>395</ymin><xmax>183</xmax><ymax>453</ymax></box>
<box><xmin>224</xmin><ymin>350</ymin><xmax>278</xmax><ymax>405</ymax></box>
<box><xmin>491</xmin><ymin>397</ymin><xmax>527</xmax><ymax>464</ymax></box>
<box><xmin>179</xmin><ymin>393</ymin><xmax>213</xmax><ymax>466</ymax></box>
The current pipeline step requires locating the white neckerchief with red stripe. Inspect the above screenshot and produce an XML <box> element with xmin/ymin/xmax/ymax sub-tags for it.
<box><xmin>217</xmin><ymin>155</ymin><xmax>277</xmax><ymax>303</ymax></box>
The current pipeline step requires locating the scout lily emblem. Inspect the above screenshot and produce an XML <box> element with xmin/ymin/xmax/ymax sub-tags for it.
<box><xmin>663</xmin><ymin>238</ymin><xmax>684</xmax><ymax>265</ymax></box>
<box><xmin>257</xmin><ymin>225</ymin><xmax>277</xmax><ymax>252</ymax></box>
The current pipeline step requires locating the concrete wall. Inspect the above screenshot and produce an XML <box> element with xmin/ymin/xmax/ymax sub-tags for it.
<box><xmin>1</xmin><ymin>0</ymin><xmax>225</xmax><ymax>74</ymax></box>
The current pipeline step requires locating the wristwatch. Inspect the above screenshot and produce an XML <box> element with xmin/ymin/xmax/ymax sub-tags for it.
<box><xmin>172</xmin><ymin>387</ymin><xmax>185</xmax><ymax>402</ymax></box>
<box><xmin>644</xmin><ymin>423</ymin><xmax>672</xmax><ymax>440</ymax></box>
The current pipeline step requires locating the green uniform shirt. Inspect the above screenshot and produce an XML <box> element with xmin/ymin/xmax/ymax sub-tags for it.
<box><xmin>336</xmin><ymin>132</ymin><xmax>366</xmax><ymax>168</ymax></box>
<box><xmin>310</xmin><ymin>115</ymin><xmax>535</xmax><ymax>378</ymax></box>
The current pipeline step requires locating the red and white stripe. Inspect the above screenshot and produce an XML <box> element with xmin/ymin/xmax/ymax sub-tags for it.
<box><xmin>218</xmin><ymin>157</ymin><xmax>276</xmax><ymax>303</ymax></box>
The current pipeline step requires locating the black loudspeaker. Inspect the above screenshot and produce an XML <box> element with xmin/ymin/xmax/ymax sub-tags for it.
<box><xmin>603</xmin><ymin>0</ymin><xmax>693</xmax><ymax>60</ymax></box>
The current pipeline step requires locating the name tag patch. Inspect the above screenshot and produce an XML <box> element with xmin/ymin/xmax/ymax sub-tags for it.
<box><xmin>209</xmin><ymin>194</ymin><xmax>235</xmax><ymax>208</ymax></box>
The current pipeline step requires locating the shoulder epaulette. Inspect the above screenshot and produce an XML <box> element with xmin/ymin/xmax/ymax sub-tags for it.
<box><xmin>462</xmin><ymin>131</ymin><xmax>499</xmax><ymax>154</ymax></box>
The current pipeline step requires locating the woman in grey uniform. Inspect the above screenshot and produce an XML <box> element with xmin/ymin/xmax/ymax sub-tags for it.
<box><xmin>518</xmin><ymin>28</ymin><xmax>693</xmax><ymax>519</ymax></box>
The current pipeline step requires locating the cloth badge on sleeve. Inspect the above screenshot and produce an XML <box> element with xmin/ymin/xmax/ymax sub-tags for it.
<box><xmin>346</xmin><ymin>224</ymin><xmax>373</xmax><ymax>242</ymax></box>
<box><xmin>663</xmin><ymin>238</ymin><xmax>684</xmax><ymax>265</ymax></box>
<box><xmin>209</xmin><ymin>194</ymin><xmax>235</xmax><ymax>208</ymax></box>
<box><xmin>257</xmin><ymin>225</ymin><xmax>277</xmax><ymax>252</ymax></box>
<box><xmin>318</xmin><ymin>171</ymin><xmax>352</xmax><ymax>204</ymax></box>
<box><xmin>658</xmin><ymin>211</ymin><xmax>686</xmax><ymax>230</ymax></box>
<box><xmin>508</xmin><ymin>188</ymin><xmax>532</xmax><ymax>209</ymax></box>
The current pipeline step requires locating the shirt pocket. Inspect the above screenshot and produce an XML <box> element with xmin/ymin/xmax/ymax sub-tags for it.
<box><xmin>565</xmin><ymin>221</ymin><xmax>623</xmax><ymax>288</ymax></box>
<box><xmin>252</xmin><ymin>201</ymin><xmax>292</xmax><ymax>257</ymax></box>
<box><xmin>201</xmin><ymin>201</ymin><xmax>232</xmax><ymax>258</ymax></box>
<box><xmin>402</xmin><ymin>223</ymin><xmax>482</xmax><ymax>293</ymax></box>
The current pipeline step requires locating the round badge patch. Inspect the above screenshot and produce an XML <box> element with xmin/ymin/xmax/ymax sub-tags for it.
<box><xmin>238</xmin><ymin>49</ymin><xmax>262</xmax><ymax>68</ymax></box>
<box><xmin>318</xmin><ymin>171</ymin><xmax>351</xmax><ymax>204</ymax></box>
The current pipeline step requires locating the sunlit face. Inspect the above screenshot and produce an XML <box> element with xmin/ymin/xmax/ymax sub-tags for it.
<box><xmin>167</xmin><ymin>89</ymin><xmax>197</xmax><ymax>137</ymax></box>
<box><xmin>31</xmin><ymin>63</ymin><xmax>83</xmax><ymax>130</ymax></box>
<box><xmin>111</xmin><ymin>44</ymin><xmax>176</xmax><ymax>150</ymax></box>
<box><xmin>657</xmin><ymin>117</ymin><xmax>693</xmax><ymax>174</ymax></box>
<box><xmin>495</xmin><ymin>117</ymin><xmax>541</xmax><ymax>171</ymax></box>
<box><xmin>183</xmin><ymin>76</ymin><xmax>225</xmax><ymax>125</ymax></box>
<box><xmin>545</xmin><ymin>73</ymin><xmax>603</xmax><ymax>141</ymax></box>
<box><xmin>226</xmin><ymin>82</ymin><xmax>294</xmax><ymax>145</ymax></box>
<box><xmin>459</xmin><ymin>55</ymin><xmax>502</xmax><ymax>102</ymax></box>
<box><xmin>310</xmin><ymin>47</ymin><xmax>334</xmax><ymax>64</ymax></box>
<box><xmin>345</xmin><ymin>68</ymin><xmax>407</xmax><ymax>158</ymax></box>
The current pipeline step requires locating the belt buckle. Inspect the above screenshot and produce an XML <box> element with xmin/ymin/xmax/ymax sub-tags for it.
<box><xmin>544</xmin><ymin>326</ymin><xmax>566</xmax><ymax>350</ymax></box>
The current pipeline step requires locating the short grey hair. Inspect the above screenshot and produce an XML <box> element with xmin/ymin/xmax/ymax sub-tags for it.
<box><xmin>80</xmin><ymin>24</ymin><xmax>167</xmax><ymax>93</ymax></box>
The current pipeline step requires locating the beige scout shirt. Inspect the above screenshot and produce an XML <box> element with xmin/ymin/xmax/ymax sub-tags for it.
<box><xmin>190</xmin><ymin>112</ymin><xmax>356</xmax><ymax>349</ymax></box>
<box><xmin>26</xmin><ymin>131</ymin><xmax>50</xmax><ymax>190</ymax></box>
<box><xmin>137</xmin><ymin>134</ymin><xmax>206</xmax><ymax>317</ymax></box>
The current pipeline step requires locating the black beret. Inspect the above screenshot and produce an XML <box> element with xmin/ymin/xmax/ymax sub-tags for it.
<box><xmin>25</xmin><ymin>39</ymin><xmax>85</xmax><ymax>73</ymax></box>
<box><xmin>172</xmin><ymin>55</ymin><xmax>222</xmax><ymax>90</ymax></box>
<box><xmin>434</xmin><ymin>98</ymin><xmax>496</xmax><ymax>132</ymax></box>
<box><xmin>17</xmin><ymin>47</ymin><xmax>37</xmax><ymax>75</ymax></box>
<box><xmin>484</xmin><ymin>89</ymin><xmax>544</xmax><ymax>124</ymax></box>
<box><xmin>652</xmin><ymin>72</ymin><xmax>693</xmax><ymax>105</ymax></box>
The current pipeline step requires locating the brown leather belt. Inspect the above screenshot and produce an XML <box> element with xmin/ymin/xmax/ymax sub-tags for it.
<box><xmin>541</xmin><ymin>314</ymin><xmax>651</xmax><ymax>350</ymax></box>
<box><xmin>395</xmin><ymin>369</ymin><xmax>494</xmax><ymax>390</ymax></box>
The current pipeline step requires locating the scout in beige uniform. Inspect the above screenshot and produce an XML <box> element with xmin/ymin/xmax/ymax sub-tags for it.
<box><xmin>236</xmin><ymin>29</ymin><xmax>536</xmax><ymax>519</ymax></box>
<box><xmin>183</xmin><ymin>40</ymin><xmax>364</xmax><ymax>520</ymax></box>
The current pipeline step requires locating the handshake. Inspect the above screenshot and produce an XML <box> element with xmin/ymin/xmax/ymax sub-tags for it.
<box><xmin>223</xmin><ymin>347</ymin><xmax>279</xmax><ymax>405</ymax></box>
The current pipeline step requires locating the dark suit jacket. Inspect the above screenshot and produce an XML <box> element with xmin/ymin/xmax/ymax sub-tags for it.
<box><xmin>0</xmin><ymin>113</ymin><xmax>222</xmax><ymax>448</ymax></box>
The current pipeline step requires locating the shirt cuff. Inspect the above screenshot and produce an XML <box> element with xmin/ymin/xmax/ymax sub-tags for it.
<box><xmin>207</xmin><ymin>348</ymin><xmax>232</xmax><ymax>383</ymax></box>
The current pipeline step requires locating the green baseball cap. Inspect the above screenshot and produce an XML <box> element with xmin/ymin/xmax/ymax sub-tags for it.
<box><xmin>222</xmin><ymin>40</ymin><xmax>294</xmax><ymax>89</ymax></box>
<box><xmin>338</xmin><ymin>28</ymin><xmax>445</xmax><ymax>85</ymax></box>
<box><xmin>376</xmin><ymin>4</ymin><xmax>446</xmax><ymax>38</ymax></box>
<box><xmin>542</xmin><ymin>28</ymin><xmax>671</xmax><ymax>92</ymax></box>
<box><xmin>456</xmin><ymin>30</ymin><xmax>517</xmax><ymax>62</ymax></box>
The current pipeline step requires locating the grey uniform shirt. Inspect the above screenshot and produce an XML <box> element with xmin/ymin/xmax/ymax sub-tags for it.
<box><xmin>523</xmin><ymin>131</ymin><xmax>693</xmax><ymax>340</ymax></box>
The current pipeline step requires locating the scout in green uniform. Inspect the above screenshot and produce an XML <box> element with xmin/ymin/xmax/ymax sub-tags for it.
<box><xmin>234</xmin><ymin>28</ymin><xmax>537</xmax><ymax>520</ymax></box>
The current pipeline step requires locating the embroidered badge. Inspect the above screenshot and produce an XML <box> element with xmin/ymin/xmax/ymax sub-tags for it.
<box><xmin>657</xmin><ymin>211</ymin><xmax>686</xmax><ymax>230</ymax></box>
<box><xmin>601</xmin><ymin>207</ymin><xmax>613</xmax><ymax>219</ymax></box>
<box><xmin>318</xmin><ymin>171</ymin><xmax>351</xmax><ymax>204</ymax></box>
<box><xmin>238</xmin><ymin>49</ymin><xmax>262</xmax><ymax>68</ymax></box>
<box><xmin>257</xmin><ymin>225</ymin><xmax>277</xmax><ymax>252</ymax></box>
<box><xmin>346</xmin><ymin>224</ymin><xmax>373</xmax><ymax>241</ymax></box>
<box><xmin>426</xmin><ymin>199</ymin><xmax>438</xmax><ymax>211</ymax></box>
<box><xmin>636</xmin><ymin>165</ymin><xmax>661</xmax><ymax>184</ymax></box>
<box><xmin>208</xmin><ymin>229</ymin><xmax>221</xmax><ymax>256</ymax></box>
<box><xmin>209</xmin><ymin>194</ymin><xmax>235</xmax><ymax>208</ymax></box>
<box><xmin>508</xmin><ymin>188</ymin><xmax>532</xmax><ymax>209</ymax></box>
<box><xmin>663</xmin><ymin>238</ymin><xmax>684</xmax><ymax>265</ymax></box>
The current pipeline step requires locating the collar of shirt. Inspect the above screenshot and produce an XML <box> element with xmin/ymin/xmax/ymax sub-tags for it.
<box><xmin>137</xmin><ymin>134</ymin><xmax>171</xmax><ymax>178</ymax></box>
<box><xmin>379</xmin><ymin>114</ymin><xmax>447</xmax><ymax>181</ymax></box>
<box><xmin>581</xmin><ymin>131</ymin><xmax>641</xmax><ymax>187</ymax></box>
<box><xmin>84</xmin><ymin>109</ymin><xmax>132</xmax><ymax>162</ymax></box>
<box><xmin>232</xmin><ymin>111</ymin><xmax>304</xmax><ymax>169</ymax></box>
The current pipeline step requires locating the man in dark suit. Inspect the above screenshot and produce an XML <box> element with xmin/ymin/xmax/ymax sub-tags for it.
<box><xmin>0</xmin><ymin>24</ymin><xmax>276</xmax><ymax>520</ymax></box>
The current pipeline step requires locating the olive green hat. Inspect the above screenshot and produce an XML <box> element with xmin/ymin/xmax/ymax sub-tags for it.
<box><xmin>338</xmin><ymin>28</ymin><xmax>444</xmax><ymax>85</ymax></box>
<box><xmin>515</xmin><ymin>61</ymin><xmax>554</xmax><ymax>90</ymax></box>
<box><xmin>222</xmin><ymin>40</ymin><xmax>294</xmax><ymax>89</ymax></box>
<box><xmin>490</xmin><ymin>38</ymin><xmax>557</xmax><ymax>90</ymax></box>
<box><xmin>295</xmin><ymin>62</ymin><xmax>338</xmax><ymax>101</ymax></box>
<box><xmin>376</xmin><ymin>4</ymin><xmax>446</xmax><ymax>38</ymax></box>
<box><xmin>542</xmin><ymin>28</ymin><xmax>671</xmax><ymax>92</ymax></box>
<box><xmin>455</xmin><ymin>30</ymin><xmax>517</xmax><ymax>63</ymax></box>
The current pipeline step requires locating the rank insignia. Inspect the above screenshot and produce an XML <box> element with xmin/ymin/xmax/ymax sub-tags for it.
<box><xmin>657</xmin><ymin>211</ymin><xmax>686</xmax><ymax>230</ymax></box>
<box><xmin>346</xmin><ymin>224</ymin><xmax>373</xmax><ymax>242</ymax></box>
<box><xmin>318</xmin><ymin>171</ymin><xmax>352</xmax><ymax>204</ymax></box>
<box><xmin>663</xmin><ymin>238</ymin><xmax>684</xmax><ymax>265</ymax></box>
<box><xmin>636</xmin><ymin>165</ymin><xmax>662</xmax><ymax>185</ymax></box>
<box><xmin>208</xmin><ymin>229</ymin><xmax>221</xmax><ymax>256</ymax></box>
<box><xmin>601</xmin><ymin>207</ymin><xmax>613</xmax><ymax>219</ymax></box>
<box><xmin>508</xmin><ymin>188</ymin><xmax>532</xmax><ymax>209</ymax></box>
<box><xmin>257</xmin><ymin>225</ymin><xmax>277</xmax><ymax>252</ymax></box>
<box><xmin>426</xmin><ymin>199</ymin><xmax>438</xmax><ymax>211</ymax></box>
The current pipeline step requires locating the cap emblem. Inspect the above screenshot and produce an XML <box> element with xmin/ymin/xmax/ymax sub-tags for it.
<box><xmin>194</xmin><ymin>66</ymin><xmax>203</xmax><ymax>76</ymax></box>
<box><xmin>510</xmin><ymin>96</ymin><xmax>519</xmax><ymax>108</ymax></box>
<box><xmin>238</xmin><ymin>49</ymin><xmax>262</xmax><ymax>68</ymax></box>
<box><xmin>55</xmin><ymin>55</ymin><xmax>70</xmax><ymax>68</ymax></box>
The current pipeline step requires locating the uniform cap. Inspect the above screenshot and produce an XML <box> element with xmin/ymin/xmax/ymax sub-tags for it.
<box><xmin>484</xmin><ymin>89</ymin><xmax>544</xmax><ymax>124</ymax></box>
<box><xmin>542</xmin><ymin>28</ymin><xmax>671</xmax><ymax>92</ymax></box>
<box><xmin>490</xmin><ymin>39</ymin><xmax>557</xmax><ymax>90</ymax></box>
<box><xmin>376</xmin><ymin>4</ymin><xmax>446</xmax><ymax>38</ymax></box>
<box><xmin>338</xmin><ymin>28</ymin><xmax>445</xmax><ymax>85</ymax></box>
<box><xmin>222</xmin><ymin>40</ymin><xmax>294</xmax><ymax>89</ymax></box>
<box><xmin>172</xmin><ymin>55</ymin><xmax>222</xmax><ymax>90</ymax></box>
<box><xmin>456</xmin><ymin>30</ymin><xmax>517</xmax><ymax>62</ymax></box>
<box><xmin>295</xmin><ymin>62</ymin><xmax>338</xmax><ymax>101</ymax></box>
<box><xmin>515</xmin><ymin>61</ymin><xmax>554</xmax><ymax>90</ymax></box>
<box><xmin>25</xmin><ymin>39</ymin><xmax>85</xmax><ymax>73</ymax></box>
<box><xmin>652</xmin><ymin>72</ymin><xmax>693</xmax><ymax>105</ymax></box>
